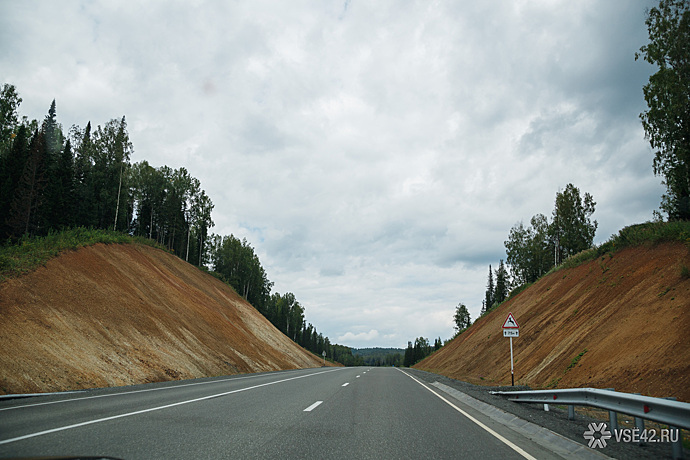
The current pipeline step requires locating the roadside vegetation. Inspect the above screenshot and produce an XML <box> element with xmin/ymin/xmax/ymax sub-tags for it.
<box><xmin>0</xmin><ymin>228</ymin><xmax>164</xmax><ymax>282</ymax></box>
<box><xmin>557</xmin><ymin>220</ymin><xmax>690</xmax><ymax>271</ymax></box>
<box><xmin>474</xmin><ymin>220</ymin><xmax>687</xmax><ymax>341</ymax></box>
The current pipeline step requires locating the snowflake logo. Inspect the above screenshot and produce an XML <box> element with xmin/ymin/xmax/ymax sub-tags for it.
<box><xmin>583</xmin><ymin>422</ymin><xmax>612</xmax><ymax>448</ymax></box>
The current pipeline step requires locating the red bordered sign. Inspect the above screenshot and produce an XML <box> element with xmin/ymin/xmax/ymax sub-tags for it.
<box><xmin>502</xmin><ymin>312</ymin><xmax>519</xmax><ymax>329</ymax></box>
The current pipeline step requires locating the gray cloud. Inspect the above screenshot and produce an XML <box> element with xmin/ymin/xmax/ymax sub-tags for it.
<box><xmin>1</xmin><ymin>0</ymin><xmax>661</xmax><ymax>347</ymax></box>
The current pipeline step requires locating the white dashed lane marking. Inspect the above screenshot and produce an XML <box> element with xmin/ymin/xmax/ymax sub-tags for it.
<box><xmin>303</xmin><ymin>401</ymin><xmax>323</xmax><ymax>412</ymax></box>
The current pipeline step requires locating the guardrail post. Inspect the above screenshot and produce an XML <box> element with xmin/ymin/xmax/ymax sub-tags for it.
<box><xmin>669</xmin><ymin>425</ymin><xmax>683</xmax><ymax>460</ymax></box>
<box><xmin>605</xmin><ymin>388</ymin><xmax>618</xmax><ymax>432</ymax></box>
<box><xmin>663</xmin><ymin>397</ymin><xmax>684</xmax><ymax>460</ymax></box>
<box><xmin>568</xmin><ymin>405</ymin><xmax>575</xmax><ymax>420</ymax></box>
<box><xmin>609</xmin><ymin>410</ymin><xmax>618</xmax><ymax>432</ymax></box>
<box><xmin>633</xmin><ymin>393</ymin><xmax>646</xmax><ymax>445</ymax></box>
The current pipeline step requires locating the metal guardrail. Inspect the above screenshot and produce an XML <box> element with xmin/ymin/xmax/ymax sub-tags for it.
<box><xmin>491</xmin><ymin>387</ymin><xmax>689</xmax><ymax>458</ymax></box>
<box><xmin>491</xmin><ymin>388</ymin><xmax>690</xmax><ymax>430</ymax></box>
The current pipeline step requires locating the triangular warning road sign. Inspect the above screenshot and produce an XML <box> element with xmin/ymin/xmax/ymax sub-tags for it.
<box><xmin>502</xmin><ymin>312</ymin><xmax>519</xmax><ymax>329</ymax></box>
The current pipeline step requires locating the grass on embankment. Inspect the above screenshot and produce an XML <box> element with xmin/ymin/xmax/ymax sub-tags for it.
<box><xmin>485</xmin><ymin>220</ymin><xmax>690</xmax><ymax>314</ymax></box>
<box><xmin>554</xmin><ymin>220</ymin><xmax>690</xmax><ymax>272</ymax></box>
<box><xmin>0</xmin><ymin>228</ymin><xmax>164</xmax><ymax>283</ymax></box>
<box><xmin>2</xmin><ymin>221</ymin><xmax>689</xmax><ymax>284</ymax></box>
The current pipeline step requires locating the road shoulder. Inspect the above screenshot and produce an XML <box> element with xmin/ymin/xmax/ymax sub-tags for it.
<box><xmin>430</xmin><ymin>381</ymin><xmax>609</xmax><ymax>460</ymax></box>
<box><xmin>406</xmin><ymin>369</ymin><xmax>680</xmax><ymax>460</ymax></box>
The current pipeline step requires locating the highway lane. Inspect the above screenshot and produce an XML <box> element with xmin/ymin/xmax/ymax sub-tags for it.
<box><xmin>0</xmin><ymin>367</ymin><xmax>564</xmax><ymax>459</ymax></box>
<box><xmin>0</xmin><ymin>368</ymin><xmax>338</xmax><ymax>452</ymax></box>
<box><xmin>0</xmin><ymin>368</ymin><xmax>332</xmax><ymax>443</ymax></box>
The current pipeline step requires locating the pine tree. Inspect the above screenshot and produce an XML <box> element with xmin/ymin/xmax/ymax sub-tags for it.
<box><xmin>36</xmin><ymin>100</ymin><xmax>65</xmax><ymax>231</ymax></box>
<box><xmin>6</xmin><ymin>129</ymin><xmax>47</xmax><ymax>237</ymax></box>
<box><xmin>73</xmin><ymin>122</ymin><xmax>97</xmax><ymax>227</ymax></box>
<box><xmin>43</xmin><ymin>100</ymin><xmax>61</xmax><ymax>157</ymax></box>
<box><xmin>494</xmin><ymin>259</ymin><xmax>510</xmax><ymax>305</ymax></box>
<box><xmin>0</xmin><ymin>125</ymin><xmax>29</xmax><ymax>238</ymax></box>
<box><xmin>404</xmin><ymin>341</ymin><xmax>414</xmax><ymax>367</ymax></box>
<box><xmin>44</xmin><ymin>138</ymin><xmax>74</xmax><ymax>229</ymax></box>
<box><xmin>485</xmin><ymin>265</ymin><xmax>495</xmax><ymax>309</ymax></box>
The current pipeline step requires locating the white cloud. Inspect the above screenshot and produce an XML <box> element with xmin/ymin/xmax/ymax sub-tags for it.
<box><xmin>1</xmin><ymin>0</ymin><xmax>663</xmax><ymax>348</ymax></box>
<box><xmin>337</xmin><ymin>330</ymin><xmax>380</xmax><ymax>344</ymax></box>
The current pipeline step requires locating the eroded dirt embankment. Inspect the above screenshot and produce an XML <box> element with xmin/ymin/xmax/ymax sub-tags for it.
<box><xmin>416</xmin><ymin>243</ymin><xmax>690</xmax><ymax>402</ymax></box>
<box><xmin>0</xmin><ymin>243</ymin><xmax>325</xmax><ymax>394</ymax></box>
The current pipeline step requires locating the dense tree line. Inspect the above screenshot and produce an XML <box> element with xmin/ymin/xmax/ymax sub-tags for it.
<box><xmin>210</xmin><ymin>234</ymin><xmax>273</xmax><ymax>313</ymax></box>
<box><xmin>352</xmin><ymin>348</ymin><xmax>403</xmax><ymax>367</ymax></box>
<box><xmin>0</xmin><ymin>84</ymin><xmax>356</xmax><ymax>365</ymax></box>
<box><xmin>403</xmin><ymin>337</ymin><xmax>442</xmax><ymax>367</ymax></box>
<box><xmin>0</xmin><ymin>85</ymin><xmax>215</xmax><ymax>266</ymax></box>
<box><xmin>504</xmin><ymin>184</ymin><xmax>597</xmax><ymax>287</ymax></box>
<box><xmin>477</xmin><ymin>184</ymin><xmax>598</xmax><ymax>317</ymax></box>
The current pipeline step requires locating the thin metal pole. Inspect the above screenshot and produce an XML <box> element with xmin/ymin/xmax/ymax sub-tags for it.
<box><xmin>510</xmin><ymin>337</ymin><xmax>515</xmax><ymax>387</ymax></box>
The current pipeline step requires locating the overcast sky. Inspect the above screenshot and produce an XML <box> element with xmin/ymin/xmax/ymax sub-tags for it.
<box><xmin>2</xmin><ymin>1</ymin><xmax>663</xmax><ymax>348</ymax></box>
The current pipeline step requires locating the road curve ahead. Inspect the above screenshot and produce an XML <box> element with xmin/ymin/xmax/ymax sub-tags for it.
<box><xmin>0</xmin><ymin>367</ymin><xmax>563</xmax><ymax>459</ymax></box>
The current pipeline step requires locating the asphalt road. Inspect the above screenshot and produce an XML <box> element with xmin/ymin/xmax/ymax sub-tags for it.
<box><xmin>0</xmin><ymin>367</ymin><xmax>565</xmax><ymax>459</ymax></box>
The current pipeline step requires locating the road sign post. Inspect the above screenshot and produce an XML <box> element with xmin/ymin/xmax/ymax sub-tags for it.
<box><xmin>502</xmin><ymin>313</ymin><xmax>520</xmax><ymax>386</ymax></box>
<box><xmin>510</xmin><ymin>337</ymin><xmax>515</xmax><ymax>387</ymax></box>
<box><xmin>322</xmin><ymin>350</ymin><xmax>326</xmax><ymax>367</ymax></box>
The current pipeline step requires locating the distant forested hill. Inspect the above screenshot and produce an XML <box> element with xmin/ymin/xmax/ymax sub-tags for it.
<box><xmin>352</xmin><ymin>348</ymin><xmax>404</xmax><ymax>367</ymax></box>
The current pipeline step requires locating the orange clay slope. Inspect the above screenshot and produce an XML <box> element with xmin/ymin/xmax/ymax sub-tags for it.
<box><xmin>0</xmin><ymin>242</ymin><xmax>331</xmax><ymax>395</ymax></box>
<box><xmin>416</xmin><ymin>242</ymin><xmax>690</xmax><ymax>402</ymax></box>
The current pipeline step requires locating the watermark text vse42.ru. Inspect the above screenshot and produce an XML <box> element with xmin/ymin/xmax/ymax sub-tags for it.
<box><xmin>583</xmin><ymin>422</ymin><xmax>680</xmax><ymax>449</ymax></box>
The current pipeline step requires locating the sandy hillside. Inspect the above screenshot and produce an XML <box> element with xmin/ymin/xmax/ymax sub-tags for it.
<box><xmin>0</xmin><ymin>243</ymin><xmax>328</xmax><ymax>395</ymax></box>
<box><xmin>416</xmin><ymin>243</ymin><xmax>690</xmax><ymax>401</ymax></box>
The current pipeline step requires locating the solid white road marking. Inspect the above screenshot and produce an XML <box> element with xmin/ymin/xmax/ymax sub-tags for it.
<box><xmin>303</xmin><ymin>401</ymin><xmax>323</xmax><ymax>412</ymax></box>
<box><xmin>342</xmin><ymin>383</ymin><xmax>349</xmax><ymax>387</ymax></box>
<box><xmin>0</xmin><ymin>391</ymin><xmax>84</xmax><ymax>401</ymax></box>
<box><xmin>397</xmin><ymin>369</ymin><xmax>537</xmax><ymax>460</ymax></box>
<box><xmin>0</xmin><ymin>368</ymin><xmax>343</xmax><ymax>446</ymax></box>
<box><xmin>0</xmin><ymin>369</ymin><xmax>307</xmax><ymax>413</ymax></box>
